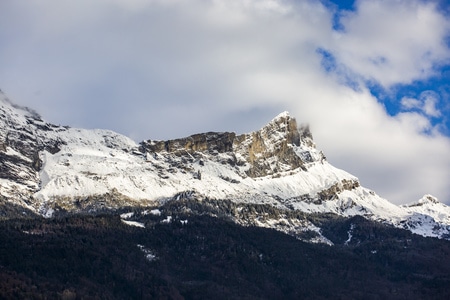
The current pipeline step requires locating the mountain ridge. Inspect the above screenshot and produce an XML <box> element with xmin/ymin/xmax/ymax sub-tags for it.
<box><xmin>1</xmin><ymin>91</ymin><xmax>449</xmax><ymax>241</ymax></box>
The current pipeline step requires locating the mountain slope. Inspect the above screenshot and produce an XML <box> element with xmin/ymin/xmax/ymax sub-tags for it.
<box><xmin>1</xmin><ymin>91</ymin><xmax>449</xmax><ymax>239</ymax></box>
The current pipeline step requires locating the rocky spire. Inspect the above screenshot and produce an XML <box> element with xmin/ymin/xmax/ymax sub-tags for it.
<box><xmin>231</xmin><ymin>112</ymin><xmax>305</xmax><ymax>177</ymax></box>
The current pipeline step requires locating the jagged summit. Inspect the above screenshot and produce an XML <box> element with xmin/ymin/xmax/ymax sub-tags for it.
<box><xmin>405</xmin><ymin>194</ymin><xmax>441</xmax><ymax>207</ymax></box>
<box><xmin>143</xmin><ymin>111</ymin><xmax>301</xmax><ymax>152</ymax></box>
<box><xmin>141</xmin><ymin>111</ymin><xmax>323</xmax><ymax>178</ymax></box>
<box><xmin>272</xmin><ymin>110</ymin><xmax>290</xmax><ymax>119</ymax></box>
<box><xmin>1</xmin><ymin>92</ymin><xmax>450</xmax><ymax>240</ymax></box>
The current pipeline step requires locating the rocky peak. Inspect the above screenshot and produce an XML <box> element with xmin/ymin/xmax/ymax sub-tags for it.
<box><xmin>232</xmin><ymin>112</ymin><xmax>305</xmax><ymax>177</ymax></box>
<box><xmin>255</xmin><ymin>111</ymin><xmax>301</xmax><ymax>147</ymax></box>
<box><xmin>141</xmin><ymin>112</ymin><xmax>322</xmax><ymax>178</ymax></box>
<box><xmin>0</xmin><ymin>93</ymin><xmax>66</xmax><ymax>157</ymax></box>
<box><xmin>0</xmin><ymin>91</ymin><xmax>42</xmax><ymax>125</ymax></box>
<box><xmin>0</xmin><ymin>93</ymin><xmax>69</xmax><ymax>207</ymax></box>
<box><xmin>405</xmin><ymin>194</ymin><xmax>441</xmax><ymax>207</ymax></box>
<box><xmin>420</xmin><ymin>195</ymin><xmax>440</xmax><ymax>205</ymax></box>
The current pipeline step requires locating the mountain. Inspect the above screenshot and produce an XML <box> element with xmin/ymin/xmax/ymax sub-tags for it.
<box><xmin>1</xmin><ymin>90</ymin><xmax>450</xmax><ymax>241</ymax></box>
<box><xmin>2</xmin><ymin>91</ymin><xmax>450</xmax><ymax>299</ymax></box>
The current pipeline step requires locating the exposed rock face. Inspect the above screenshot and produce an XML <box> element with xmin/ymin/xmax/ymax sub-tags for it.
<box><xmin>317</xmin><ymin>179</ymin><xmax>361</xmax><ymax>202</ymax></box>
<box><xmin>143</xmin><ymin>132</ymin><xmax>236</xmax><ymax>154</ymax></box>
<box><xmin>142</xmin><ymin>112</ymin><xmax>318</xmax><ymax>178</ymax></box>
<box><xmin>0</xmin><ymin>94</ymin><xmax>51</xmax><ymax>204</ymax></box>
<box><xmin>234</xmin><ymin>112</ymin><xmax>305</xmax><ymax>177</ymax></box>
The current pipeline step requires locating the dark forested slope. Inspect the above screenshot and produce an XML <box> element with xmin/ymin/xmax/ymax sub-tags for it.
<box><xmin>1</xmin><ymin>210</ymin><xmax>450</xmax><ymax>299</ymax></box>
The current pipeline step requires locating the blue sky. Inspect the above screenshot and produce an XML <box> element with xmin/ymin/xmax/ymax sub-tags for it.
<box><xmin>328</xmin><ymin>0</ymin><xmax>450</xmax><ymax>137</ymax></box>
<box><xmin>317</xmin><ymin>41</ymin><xmax>450</xmax><ymax>135</ymax></box>
<box><xmin>374</xmin><ymin>74</ymin><xmax>450</xmax><ymax>135</ymax></box>
<box><xmin>0</xmin><ymin>0</ymin><xmax>449</xmax><ymax>205</ymax></box>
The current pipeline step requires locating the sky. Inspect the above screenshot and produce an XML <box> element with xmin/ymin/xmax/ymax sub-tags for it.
<box><xmin>0</xmin><ymin>0</ymin><xmax>449</xmax><ymax>205</ymax></box>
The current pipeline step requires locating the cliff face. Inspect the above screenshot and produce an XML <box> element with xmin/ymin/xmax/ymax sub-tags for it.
<box><xmin>143</xmin><ymin>132</ymin><xmax>236</xmax><ymax>154</ymax></box>
<box><xmin>234</xmin><ymin>112</ymin><xmax>309</xmax><ymax>177</ymax></box>
<box><xmin>0</xmin><ymin>94</ymin><xmax>60</xmax><ymax>208</ymax></box>
<box><xmin>142</xmin><ymin>112</ymin><xmax>323</xmax><ymax>178</ymax></box>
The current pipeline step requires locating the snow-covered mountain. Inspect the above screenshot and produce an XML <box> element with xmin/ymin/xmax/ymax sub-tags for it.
<box><xmin>1</xmin><ymin>90</ymin><xmax>449</xmax><ymax>240</ymax></box>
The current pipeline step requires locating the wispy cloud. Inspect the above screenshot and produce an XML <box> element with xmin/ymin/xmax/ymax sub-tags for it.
<box><xmin>401</xmin><ymin>91</ymin><xmax>441</xmax><ymax>118</ymax></box>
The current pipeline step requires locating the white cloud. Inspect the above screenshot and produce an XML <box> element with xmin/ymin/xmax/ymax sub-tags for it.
<box><xmin>331</xmin><ymin>0</ymin><xmax>450</xmax><ymax>87</ymax></box>
<box><xmin>422</xmin><ymin>91</ymin><xmax>441</xmax><ymax>117</ymax></box>
<box><xmin>401</xmin><ymin>97</ymin><xmax>422</xmax><ymax>110</ymax></box>
<box><xmin>0</xmin><ymin>0</ymin><xmax>449</xmax><ymax>204</ymax></box>
<box><xmin>401</xmin><ymin>91</ymin><xmax>441</xmax><ymax>118</ymax></box>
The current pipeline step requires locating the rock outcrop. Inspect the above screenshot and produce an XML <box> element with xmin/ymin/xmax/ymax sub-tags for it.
<box><xmin>142</xmin><ymin>132</ymin><xmax>236</xmax><ymax>154</ymax></box>
<box><xmin>142</xmin><ymin>112</ymin><xmax>322</xmax><ymax>178</ymax></box>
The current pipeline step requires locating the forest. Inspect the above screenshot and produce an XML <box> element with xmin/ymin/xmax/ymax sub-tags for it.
<box><xmin>1</xmin><ymin>207</ymin><xmax>450</xmax><ymax>299</ymax></box>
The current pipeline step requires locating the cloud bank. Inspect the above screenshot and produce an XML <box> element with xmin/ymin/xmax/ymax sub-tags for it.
<box><xmin>0</xmin><ymin>0</ymin><xmax>449</xmax><ymax>204</ymax></box>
